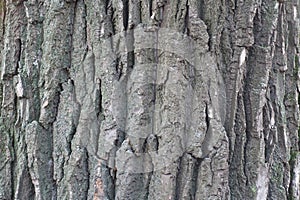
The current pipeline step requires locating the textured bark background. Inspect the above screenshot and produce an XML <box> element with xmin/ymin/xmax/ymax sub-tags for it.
<box><xmin>0</xmin><ymin>0</ymin><xmax>299</xmax><ymax>199</ymax></box>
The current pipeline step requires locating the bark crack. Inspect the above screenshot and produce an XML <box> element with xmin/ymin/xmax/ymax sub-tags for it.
<box><xmin>174</xmin><ymin>154</ymin><xmax>184</xmax><ymax>200</ymax></box>
<box><xmin>122</xmin><ymin>0</ymin><xmax>129</xmax><ymax>30</ymax></box>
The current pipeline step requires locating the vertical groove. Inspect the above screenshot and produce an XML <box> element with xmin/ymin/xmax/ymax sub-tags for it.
<box><xmin>151</xmin><ymin>29</ymin><xmax>158</xmax><ymax>136</ymax></box>
<box><xmin>149</xmin><ymin>0</ymin><xmax>152</xmax><ymax>17</ymax></box>
<box><xmin>174</xmin><ymin>155</ymin><xmax>184</xmax><ymax>200</ymax></box>
<box><xmin>122</xmin><ymin>0</ymin><xmax>129</xmax><ymax>30</ymax></box>
<box><xmin>191</xmin><ymin>158</ymin><xmax>201</xmax><ymax>199</ymax></box>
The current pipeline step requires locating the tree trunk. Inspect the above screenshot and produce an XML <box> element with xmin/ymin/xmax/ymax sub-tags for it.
<box><xmin>0</xmin><ymin>0</ymin><xmax>299</xmax><ymax>199</ymax></box>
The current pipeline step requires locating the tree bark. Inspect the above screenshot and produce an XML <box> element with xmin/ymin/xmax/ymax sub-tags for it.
<box><xmin>0</xmin><ymin>0</ymin><xmax>299</xmax><ymax>199</ymax></box>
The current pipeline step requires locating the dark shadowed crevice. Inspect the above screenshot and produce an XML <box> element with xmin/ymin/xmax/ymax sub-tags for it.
<box><xmin>234</xmin><ymin>0</ymin><xmax>238</xmax><ymax>11</ymax></box>
<box><xmin>148</xmin><ymin>0</ymin><xmax>153</xmax><ymax>18</ymax></box>
<box><xmin>195</xmin><ymin>0</ymin><xmax>213</xmax><ymax>51</ymax></box>
<box><xmin>85</xmin><ymin>149</ymin><xmax>90</xmax><ymax>199</ymax></box>
<box><xmin>174</xmin><ymin>154</ymin><xmax>184</xmax><ymax>200</ymax></box>
<box><xmin>28</xmin><ymin>14</ymin><xmax>44</xmax><ymax>122</ymax></box>
<box><xmin>95</xmin><ymin>78</ymin><xmax>103</xmax><ymax>118</ymax></box>
<box><xmin>191</xmin><ymin>157</ymin><xmax>201</xmax><ymax>199</ymax></box>
<box><xmin>206</xmin><ymin>31</ymin><xmax>212</xmax><ymax>52</ymax></box>
<box><xmin>115</xmin><ymin>129</ymin><xmax>126</xmax><ymax>148</ymax></box>
<box><xmin>126</xmin><ymin>31</ymin><xmax>135</xmax><ymax>70</ymax></box>
<box><xmin>122</xmin><ymin>0</ymin><xmax>129</xmax><ymax>30</ymax></box>
<box><xmin>108</xmin><ymin>2</ymin><xmax>116</xmax><ymax>36</ymax></box>
<box><xmin>104</xmin><ymin>0</ymin><xmax>109</xmax><ymax>15</ymax></box>
<box><xmin>10</xmin><ymin>127</ymin><xmax>16</xmax><ymax>200</ymax></box>
<box><xmin>229</xmin><ymin>91</ymin><xmax>247</xmax><ymax>199</ymax></box>
<box><xmin>113</xmin><ymin>57</ymin><xmax>123</xmax><ymax>81</ymax></box>
<box><xmin>174</xmin><ymin>0</ymin><xmax>180</xmax><ymax>21</ymax></box>
<box><xmin>137</xmin><ymin>1</ymin><xmax>142</xmax><ymax>24</ymax></box>
<box><xmin>143</xmin><ymin>134</ymin><xmax>158</xmax><ymax>153</ymax></box>
<box><xmin>221</xmin><ymin>0</ymin><xmax>239</xmax><ymax>149</ymax></box>
<box><xmin>239</xmin><ymin>2</ymin><xmax>264</xmax><ymax>189</ymax></box>
<box><xmin>242</xmin><ymin>66</ymin><xmax>252</xmax><ymax>187</ymax></box>
<box><xmin>184</xmin><ymin>0</ymin><xmax>190</xmax><ymax>35</ymax></box>
<box><xmin>205</xmin><ymin>102</ymin><xmax>210</xmax><ymax>131</ymax></box>
<box><xmin>15</xmin><ymin>38</ymin><xmax>21</xmax><ymax>72</ymax></box>
<box><xmin>156</xmin><ymin>0</ymin><xmax>166</xmax><ymax>26</ymax></box>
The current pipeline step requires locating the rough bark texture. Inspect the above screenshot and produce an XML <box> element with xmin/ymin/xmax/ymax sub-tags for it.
<box><xmin>0</xmin><ymin>0</ymin><xmax>299</xmax><ymax>199</ymax></box>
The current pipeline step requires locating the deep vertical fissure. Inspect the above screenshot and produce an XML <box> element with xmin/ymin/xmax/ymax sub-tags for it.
<box><xmin>205</xmin><ymin>102</ymin><xmax>210</xmax><ymax>132</ymax></box>
<box><xmin>10</xmin><ymin>126</ymin><xmax>15</xmax><ymax>200</ymax></box>
<box><xmin>242</xmin><ymin>66</ymin><xmax>253</xmax><ymax>186</ymax></box>
<box><xmin>15</xmin><ymin>38</ymin><xmax>21</xmax><ymax>72</ymax></box>
<box><xmin>191</xmin><ymin>158</ymin><xmax>202</xmax><ymax>199</ymax></box>
<box><xmin>184</xmin><ymin>0</ymin><xmax>189</xmax><ymax>35</ymax></box>
<box><xmin>174</xmin><ymin>155</ymin><xmax>184</xmax><ymax>200</ymax></box>
<box><xmin>151</xmin><ymin>29</ymin><xmax>159</xmax><ymax>136</ymax></box>
<box><xmin>148</xmin><ymin>0</ymin><xmax>153</xmax><ymax>17</ymax></box>
<box><xmin>85</xmin><ymin>149</ymin><xmax>90</xmax><ymax>199</ymax></box>
<box><xmin>122</xmin><ymin>0</ymin><xmax>129</xmax><ymax>30</ymax></box>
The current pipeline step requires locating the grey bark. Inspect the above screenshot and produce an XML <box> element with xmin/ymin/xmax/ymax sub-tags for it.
<box><xmin>0</xmin><ymin>0</ymin><xmax>299</xmax><ymax>199</ymax></box>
